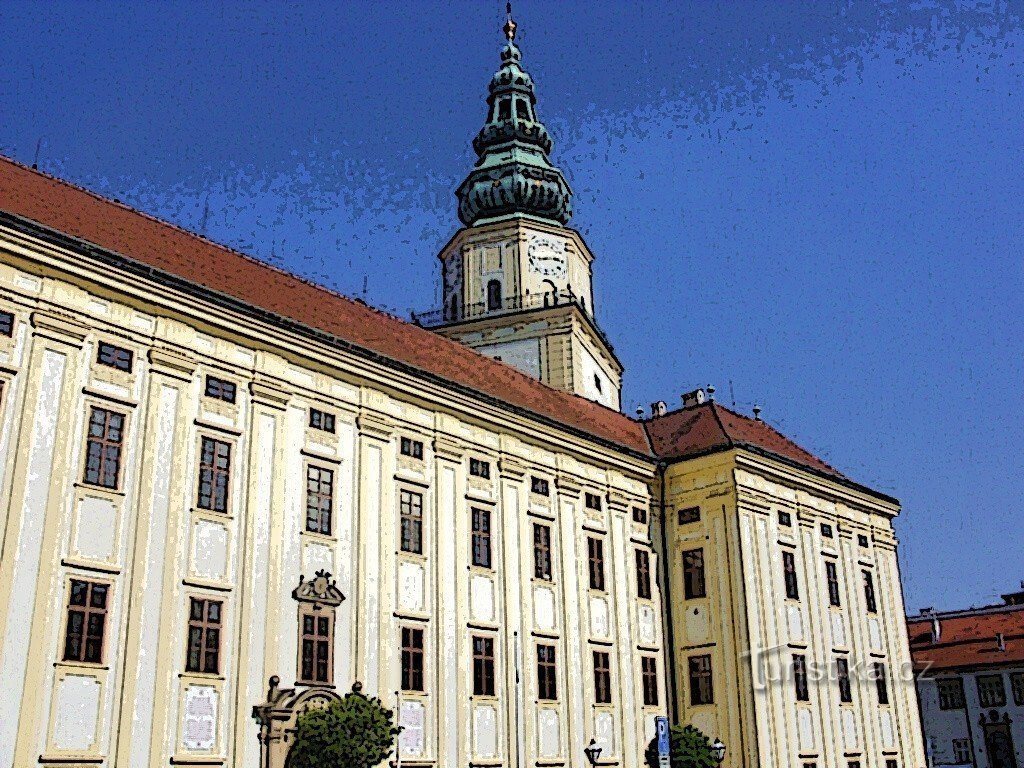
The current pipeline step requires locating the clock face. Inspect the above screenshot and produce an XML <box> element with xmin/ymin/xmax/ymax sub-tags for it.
<box><xmin>527</xmin><ymin>235</ymin><xmax>567</xmax><ymax>278</ymax></box>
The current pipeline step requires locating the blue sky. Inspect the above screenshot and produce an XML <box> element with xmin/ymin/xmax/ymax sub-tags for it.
<box><xmin>1</xmin><ymin>1</ymin><xmax>1021</xmax><ymax>612</ymax></box>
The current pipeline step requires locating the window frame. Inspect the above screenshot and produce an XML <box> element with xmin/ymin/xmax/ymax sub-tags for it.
<box><xmin>688</xmin><ymin>654</ymin><xmax>714</xmax><ymax>706</ymax></box>
<box><xmin>874</xmin><ymin>662</ymin><xmax>889</xmax><ymax>705</ymax></box>
<box><xmin>204</xmin><ymin>375</ymin><xmax>236</xmax><ymax>404</ymax></box>
<box><xmin>862</xmin><ymin>569</ymin><xmax>878</xmax><ymax>613</ymax></box>
<box><xmin>533</xmin><ymin>523</ymin><xmax>552</xmax><ymax>581</ymax></box>
<box><xmin>471</xmin><ymin>507</ymin><xmax>492</xmax><ymax>569</ymax></box>
<box><xmin>185</xmin><ymin>597</ymin><xmax>223</xmax><ymax>675</ymax></box>
<box><xmin>778</xmin><ymin>510</ymin><xmax>792</xmax><ymax>527</ymax></box>
<box><xmin>82</xmin><ymin>406</ymin><xmax>126</xmax><ymax>490</ymax></box>
<box><xmin>678</xmin><ymin>506</ymin><xmax>700</xmax><ymax>525</ymax></box>
<box><xmin>308</xmin><ymin>407</ymin><xmax>336</xmax><ymax>434</ymax></box>
<box><xmin>399</xmin><ymin>488</ymin><xmax>424</xmax><ymax>555</ymax></box>
<box><xmin>635</xmin><ymin>549</ymin><xmax>652</xmax><ymax>600</ymax></box>
<box><xmin>977</xmin><ymin>673</ymin><xmax>1007</xmax><ymax>708</ymax></box>
<box><xmin>1012</xmin><ymin>671</ymin><xmax>1024</xmax><ymax>706</ymax></box>
<box><xmin>472</xmin><ymin>635</ymin><xmax>496</xmax><ymax>696</ymax></box>
<box><xmin>836</xmin><ymin>657</ymin><xmax>853</xmax><ymax>703</ymax></box>
<box><xmin>0</xmin><ymin>310</ymin><xmax>13</xmax><ymax>337</ymax></box>
<box><xmin>783</xmin><ymin>550</ymin><xmax>800</xmax><ymax>600</ymax></box>
<box><xmin>400</xmin><ymin>436</ymin><xmax>424</xmax><ymax>460</ymax></box>
<box><xmin>825</xmin><ymin>560</ymin><xmax>842</xmax><ymax>607</ymax></box>
<box><xmin>683</xmin><ymin>547</ymin><xmax>706</xmax><ymax>599</ymax></box>
<box><xmin>587</xmin><ymin>536</ymin><xmax>605</xmax><ymax>591</ymax></box>
<box><xmin>793</xmin><ymin>654</ymin><xmax>810</xmax><ymax>702</ymax></box>
<box><xmin>297</xmin><ymin>607</ymin><xmax>334</xmax><ymax>684</ymax></box>
<box><xmin>401</xmin><ymin>626</ymin><xmax>425</xmax><ymax>692</ymax></box>
<box><xmin>96</xmin><ymin>341</ymin><xmax>133</xmax><ymax>372</ymax></box>
<box><xmin>641</xmin><ymin>655</ymin><xmax>659</xmax><ymax>706</ymax></box>
<box><xmin>305</xmin><ymin>464</ymin><xmax>334</xmax><ymax>535</ymax></box>
<box><xmin>197</xmin><ymin>435</ymin><xmax>232</xmax><ymax>513</ymax></box>
<box><xmin>632</xmin><ymin>506</ymin><xmax>648</xmax><ymax>524</ymax></box>
<box><xmin>593</xmin><ymin>651</ymin><xmax>612</xmax><ymax>704</ymax></box>
<box><xmin>936</xmin><ymin>677</ymin><xmax>966</xmax><ymax>710</ymax></box>
<box><xmin>530</xmin><ymin>476</ymin><xmax>549</xmax><ymax>496</ymax></box>
<box><xmin>469</xmin><ymin>457</ymin><xmax>491</xmax><ymax>479</ymax></box>
<box><xmin>537</xmin><ymin>644</ymin><xmax>557</xmax><ymax>700</ymax></box>
<box><xmin>62</xmin><ymin>578</ymin><xmax>109</xmax><ymax>664</ymax></box>
<box><xmin>585</xmin><ymin>492</ymin><xmax>602</xmax><ymax>511</ymax></box>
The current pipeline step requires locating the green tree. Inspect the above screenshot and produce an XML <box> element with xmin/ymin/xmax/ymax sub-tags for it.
<box><xmin>644</xmin><ymin>724</ymin><xmax>718</xmax><ymax>768</ymax></box>
<box><xmin>287</xmin><ymin>683</ymin><xmax>401</xmax><ymax>768</ymax></box>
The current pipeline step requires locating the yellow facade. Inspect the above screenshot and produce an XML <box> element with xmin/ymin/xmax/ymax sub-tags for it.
<box><xmin>0</xmin><ymin>224</ymin><xmax>666</xmax><ymax>767</ymax></box>
<box><xmin>656</xmin><ymin>447</ymin><xmax>926</xmax><ymax>767</ymax></box>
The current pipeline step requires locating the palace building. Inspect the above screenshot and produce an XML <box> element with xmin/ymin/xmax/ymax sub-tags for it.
<box><xmin>0</xmin><ymin>11</ymin><xmax>924</xmax><ymax>768</ymax></box>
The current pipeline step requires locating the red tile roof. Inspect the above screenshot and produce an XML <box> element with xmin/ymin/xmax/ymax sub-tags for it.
<box><xmin>0</xmin><ymin>156</ymin><xmax>651</xmax><ymax>454</ymax></box>
<box><xmin>643</xmin><ymin>400</ymin><xmax>847</xmax><ymax>480</ymax></box>
<box><xmin>908</xmin><ymin>605</ymin><xmax>1024</xmax><ymax>672</ymax></box>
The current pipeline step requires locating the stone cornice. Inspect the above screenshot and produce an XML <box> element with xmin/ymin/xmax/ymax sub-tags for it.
<box><xmin>31</xmin><ymin>309</ymin><xmax>88</xmax><ymax>347</ymax></box>
<box><xmin>147</xmin><ymin>346</ymin><xmax>197</xmax><ymax>382</ymax></box>
<box><xmin>357</xmin><ymin>411</ymin><xmax>393</xmax><ymax>442</ymax></box>
<box><xmin>249</xmin><ymin>375</ymin><xmax>292</xmax><ymax>411</ymax></box>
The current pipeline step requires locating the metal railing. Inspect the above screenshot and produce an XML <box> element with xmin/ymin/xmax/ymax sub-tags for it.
<box><xmin>412</xmin><ymin>289</ymin><xmax>615</xmax><ymax>353</ymax></box>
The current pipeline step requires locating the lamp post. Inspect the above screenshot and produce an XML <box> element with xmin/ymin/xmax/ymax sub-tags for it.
<box><xmin>584</xmin><ymin>738</ymin><xmax>602</xmax><ymax>766</ymax></box>
<box><xmin>711</xmin><ymin>737</ymin><xmax>726</xmax><ymax>764</ymax></box>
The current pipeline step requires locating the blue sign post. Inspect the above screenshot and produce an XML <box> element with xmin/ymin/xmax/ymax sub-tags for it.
<box><xmin>655</xmin><ymin>716</ymin><xmax>670</xmax><ymax>768</ymax></box>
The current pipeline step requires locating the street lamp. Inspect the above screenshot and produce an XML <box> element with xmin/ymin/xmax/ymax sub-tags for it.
<box><xmin>711</xmin><ymin>737</ymin><xmax>726</xmax><ymax>764</ymax></box>
<box><xmin>584</xmin><ymin>738</ymin><xmax>603</xmax><ymax>766</ymax></box>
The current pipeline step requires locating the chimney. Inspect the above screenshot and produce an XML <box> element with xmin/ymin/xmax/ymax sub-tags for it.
<box><xmin>681</xmin><ymin>388</ymin><xmax>706</xmax><ymax>408</ymax></box>
<box><xmin>930</xmin><ymin>614</ymin><xmax>942</xmax><ymax>644</ymax></box>
<box><xmin>997</xmin><ymin>633</ymin><xmax>1006</xmax><ymax>652</ymax></box>
<box><xmin>650</xmin><ymin>401</ymin><xmax>667</xmax><ymax>418</ymax></box>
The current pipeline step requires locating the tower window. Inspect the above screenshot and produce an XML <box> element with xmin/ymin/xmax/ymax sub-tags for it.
<box><xmin>594</xmin><ymin>374</ymin><xmax>602</xmax><ymax>393</ymax></box>
<box><xmin>516</xmin><ymin>98</ymin><xmax>530</xmax><ymax>120</ymax></box>
<box><xmin>486</xmin><ymin>280</ymin><xmax>502</xmax><ymax>311</ymax></box>
<box><xmin>498</xmin><ymin>97</ymin><xmax>512</xmax><ymax>121</ymax></box>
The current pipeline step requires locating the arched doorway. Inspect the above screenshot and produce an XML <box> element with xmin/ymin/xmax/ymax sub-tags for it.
<box><xmin>981</xmin><ymin>711</ymin><xmax>1018</xmax><ymax>768</ymax></box>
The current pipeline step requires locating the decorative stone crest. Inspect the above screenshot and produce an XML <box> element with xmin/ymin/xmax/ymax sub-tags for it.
<box><xmin>292</xmin><ymin>570</ymin><xmax>345</xmax><ymax>608</ymax></box>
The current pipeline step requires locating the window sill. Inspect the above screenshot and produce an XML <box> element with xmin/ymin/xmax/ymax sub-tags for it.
<box><xmin>74</xmin><ymin>482</ymin><xmax>126</xmax><ymax>499</ymax></box>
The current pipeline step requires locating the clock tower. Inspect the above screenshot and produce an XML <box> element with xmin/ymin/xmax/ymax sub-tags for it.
<box><xmin>421</xmin><ymin>9</ymin><xmax>623</xmax><ymax>410</ymax></box>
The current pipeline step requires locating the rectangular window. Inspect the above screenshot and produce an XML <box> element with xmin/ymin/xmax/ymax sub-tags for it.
<box><xmin>585</xmin><ymin>492</ymin><xmax>602</xmax><ymax>511</ymax></box>
<box><xmin>537</xmin><ymin>644</ymin><xmax>557</xmax><ymax>700</ymax></box>
<box><xmin>862</xmin><ymin>569</ymin><xmax>877</xmax><ymax>613</ymax></box>
<box><xmin>593</xmin><ymin>651</ymin><xmax>612</xmax><ymax>704</ymax></box>
<box><xmin>186</xmin><ymin>598</ymin><xmax>223</xmax><ymax>674</ymax></box>
<box><xmin>678</xmin><ymin>506</ymin><xmax>700</xmax><ymax>524</ymax></box>
<box><xmin>825</xmin><ymin>560</ymin><xmax>842</xmax><ymax>607</ymax></box>
<box><xmin>632</xmin><ymin>507</ymin><xmax>648</xmax><ymax>524</ymax></box>
<box><xmin>197</xmin><ymin>437</ymin><xmax>232</xmax><ymax>512</ymax></box>
<box><xmin>635</xmin><ymin>550</ymin><xmax>652</xmax><ymax>600</ymax></box>
<box><xmin>204</xmin><ymin>375</ymin><xmax>236</xmax><ymax>403</ymax></box>
<box><xmin>400</xmin><ymin>490</ymin><xmax>423</xmax><ymax>554</ymax></box>
<box><xmin>469</xmin><ymin>458</ymin><xmax>491</xmax><ymax>479</ymax></box>
<box><xmin>0</xmin><ymin>310</ymin><xmax>13</xmax><ymax>336</ymax></box>
<box><xmin>683</xmin><ymin>548</ymin><xmax>706</xmax><ymax>599</ymax></box>
<box><xmin>953</xmin><ymin>740</ymin><xmax>971</xmax><ymax>763</ymax></box>
<box><xmin>837</xmin><ymin>657</ymin><xmax>852</xmax><ymax>703</ymax></box>
<box><xmin>471</xmin><ymin>508</ymin><xmax>492</xmax><ymax>568</ymax></box>
<box><xmin>400</xmin><ymin>437</ymin><xmax>424</xmax><ymax>459</ymax></box>
<box><xmin>97</xmin><ymin>341</ymin><xmax>133</xmax><ymax>372</ymax></box>
<box><xmin>533</xmin><ymin>524</ymin><xmax>552</xmax><ymax>581</ymax></box>
<box><xmin>305</xmin><ymin>465</ymin><xmax>334</xmax><ymax>535</ymax></box>
<box><xmin>83</xmin><ymin>407</ymin><xmax>125</xmax><ymax>489</ymax></box>
<box><xmin>63</xmin><ymin>579</ymin><xmax>108</xmax><ymax>663</ymax></box>
<box><xmin>874</xmin><ymin>662</ymin><xmax>889</xmax><ymax>705</ymax></box>
<box><xmin>309</xmin><ymin>408</ymin><xmax>336</xmax><ymax>433</ymax></box>
<box><xmin>820</xmin><ymin>523</ymin><xmax>833</xmax><ymax>538</ymax></box>
<box><xmin>401</xmin><ymin>626</ymin><xmax>425</xmax><ymax>691</ymax></box>
<box><xmin>793</xmin><ymin>654</ymin><xmax>810</xmax><ymax>701</ymax></box>
<box><xmin>471</xmin><ymin>636</ymin><xmax>496</xmax><ymax>696</ymax></box>
<box><xmin>937</xmin><ymin>678</ymin><xmax>965</xmax><ymax>710</ymax></box>
<box><xmin>783</xmin><ymin>550</ymin><xmax>800</xmax><ymax>600</ymax></box>
<box><xmin>530</xmin><ymin>476</ymin><xmax>549</xmax><ymax>496</ymax></box>
<box><xmin>885</xmin><ymin>761</ymin><xmax>897</xmax><ymax>768</ymax></box>
<box><xmin>688</xmin><ymin>654</ymin><xmax>713</xmax><ymax>705</ymax></box>
<box><xmin>858</xmin><ymin>534</ymin><xmax>869</xmax><ymax>548</ymax></box>
<box><xmin>1012</xmin><ymin>671</ymin><xmax>1024</xmax><ymax>706</ymax></box>
<box><xmin>977</xmin><ymin>674</ymin><xmax>1007</xmax><ymax>708</ymax></box>
<box><xmin>848</xmin><ymin>763</ymin><xmax>861</xmax><ymax>768</ymax></box>
<box><xmin>641</xmin><ymin>655</ymin><xmax>659</xmax><ymax>706</ymax></box>
<box><xmin>778</xmin><ymin>510</ymin><xmax>792</xmax><ymax>527</ymax></box>
<box><xmin>587</xmin><ymin>537</ymin><xmax>605</xmax><ymax>591</ymax></box>
<box><xmin>299</xmin><ymin>609</ymin><xmax>333</xmax><ymax>683</ymax></box>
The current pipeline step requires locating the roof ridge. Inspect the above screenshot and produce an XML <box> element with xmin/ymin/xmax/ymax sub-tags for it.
<box><xmin>707</xmin><ymin>401</ymin><xmax>735</xmax><ymax>448</ymax></box>
<box><xmin>0</xmin><ymin>155</ymin><xmax>415</xmax><ymax>328</ymax></box>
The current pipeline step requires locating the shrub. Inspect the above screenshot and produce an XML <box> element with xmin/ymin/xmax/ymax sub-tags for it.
<box><xmin>287</xmin><ymin>683</ymin><xmax>401</xmax><ymax>768</ymax></box>
<box><xmin>644</xmin><ymin>723</ymin><xmax>718</xmax><ymax>768</ymax></box>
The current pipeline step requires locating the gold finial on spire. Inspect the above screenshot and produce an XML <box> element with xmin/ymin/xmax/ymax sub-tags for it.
<box><xmin>503</xmin><ymin>2</ymin><xmax>517</xmax><ymax>41</ymax></box>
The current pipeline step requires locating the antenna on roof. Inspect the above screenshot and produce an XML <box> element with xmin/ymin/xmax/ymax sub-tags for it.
<box><xmin>362</xmin><ymin>275</ymin><xmax>369</xmax><ymax>302</ymax></box>
<box><xmin>706</xmin><ymin>384</ymin><xmax>715</xmax><ymax>402</ymax></box>
<box><xmin>32</xmin><ymin>136</ymin><xmax>44</xmax><ymax>170</ymax></box>
<box><xmin>753</xmin><ymin>404</ymin><xmax>762</xmax><ymax>421</ymax></box>
<box><xmin>729</xmin><ymin>380</ymin><xmax>737</xmax><ymax>408</ymax></box>
<box><xmin>199</xmin><ymin>194</ymin><xmax>211</xmax><ymax>234</ymax></box>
